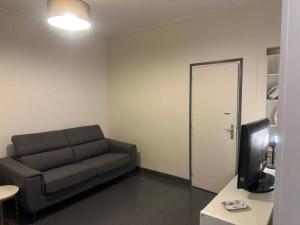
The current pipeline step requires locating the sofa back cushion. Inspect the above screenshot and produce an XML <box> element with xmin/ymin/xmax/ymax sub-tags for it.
<box><xmin>64</xmin><ymin>125</ymin><xmax>107</xmax><ymax>161</ymax></box>
<box><xmin>18</xmin><ymin>147</ymin><xmax>75</xmax><ymax>171</ymax></box>
<box><xmin>11</xmin><ymin>130</ymin><xmax>69</xmax><ymax>156</ymax></box>
<box><xmin>72</xmin><ymin>140</ymin><xmax>109</xmax><ymax>161</ymax></box>
<box><xmin>63</xmin><ymin>125</ymin><xmax>104</xmax><ymax>146</ymax></box>
<box><xmin>11</xmin><ymin>125</ymin><xmax>106</xmax><ymax>169</ymax></box>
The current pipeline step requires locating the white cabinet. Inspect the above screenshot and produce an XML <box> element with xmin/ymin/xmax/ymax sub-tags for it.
<box><xmin>200</xmin><ymin>169</ymin><xmax>275</xmax><ymax>225</ymax></box>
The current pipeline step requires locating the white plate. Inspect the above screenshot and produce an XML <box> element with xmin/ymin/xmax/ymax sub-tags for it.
<box><xmin>222</xmin><ymin>200</ymin><xmax>249</xmax><ymax>211</ymax></box>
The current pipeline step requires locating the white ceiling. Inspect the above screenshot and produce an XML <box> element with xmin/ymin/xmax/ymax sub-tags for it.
<box><xmin>0</xmin><ymin>0</ymin><xmax>261</xmax><ymax>38</ymax></box>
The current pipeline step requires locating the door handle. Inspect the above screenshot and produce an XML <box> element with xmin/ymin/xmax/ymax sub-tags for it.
<box><xmin>224</xmin><ymin>124</ymin><xmax>235</xmax><ymax>140</ymax></box>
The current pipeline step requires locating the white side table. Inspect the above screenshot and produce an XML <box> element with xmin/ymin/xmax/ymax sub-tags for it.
<box><xmin>0</xmin><ymin>185</ymin><xmax>19</xmax><ymax>225</ymax></box>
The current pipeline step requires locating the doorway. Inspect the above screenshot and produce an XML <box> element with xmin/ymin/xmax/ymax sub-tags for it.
<box><xmin>189</xmin><ymin>59</ymin><xmax>243</xmax><ymax>193</ymax></box>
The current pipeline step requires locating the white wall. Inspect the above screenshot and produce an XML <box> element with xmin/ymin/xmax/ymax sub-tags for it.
<box><xmin>107</xmin><ymin>0</ymin><xmax>282</xmax><ymax>179</ymax></box>
<box><xmin>274</xmin><ymin>0</ymin><xmax>300</xmax><ymax>224</ymax></box>
<box><xmin>0</xmin><ymin>10</ymin><xmax>107</xmax><ymax>157</ymax></box>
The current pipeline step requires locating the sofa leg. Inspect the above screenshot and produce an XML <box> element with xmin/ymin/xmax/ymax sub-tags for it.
<box><xmin>32</xmin><ymin>212</ymin><xmax>37</xmax><ymax>224</ymax></box>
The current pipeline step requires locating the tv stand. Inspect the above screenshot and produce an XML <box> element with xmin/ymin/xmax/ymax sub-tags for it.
<box><xmin>200</xmin><ymin>168</ymin><xmax>275</xmax><ymax>225</ymax></box>
<box><xmin>247</xmin><ymin>171</ymin><xmax>275</xmax><ymax>193</ymax></box>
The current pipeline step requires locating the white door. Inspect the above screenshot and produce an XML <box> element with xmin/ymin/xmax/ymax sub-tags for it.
<box><xmin>191</xmin><ymin>62</ymin><xmax>240</xmax><ymax>193</ymax></box>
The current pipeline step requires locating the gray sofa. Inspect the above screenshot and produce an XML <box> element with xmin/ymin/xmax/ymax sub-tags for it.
<box><xmin>0</xmin><ymin>125</ymin><xmax>137</xmax><ymax>216</ymax></box>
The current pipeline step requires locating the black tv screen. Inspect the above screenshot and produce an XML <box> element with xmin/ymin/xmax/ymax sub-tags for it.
<box><xmin>237</xmin><ymin>119</ymin><xmax>274</xmax><ymax>193</ymax></box>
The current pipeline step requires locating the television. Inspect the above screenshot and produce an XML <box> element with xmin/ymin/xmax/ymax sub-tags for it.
<box><xmin>237</xmin><ymin>119</ymin><xmax>275</xmax><ymax>193</ymax></box>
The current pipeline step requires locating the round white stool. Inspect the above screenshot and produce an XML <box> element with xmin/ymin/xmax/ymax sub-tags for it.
<box><xmin>0</xmin><ymin>185</ymin><xmax>19</xmax><ymax>225</ymax></box>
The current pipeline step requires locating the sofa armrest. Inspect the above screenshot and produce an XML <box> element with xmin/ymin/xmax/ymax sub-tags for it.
<box><xmin>0</xmin><ymin>157</ymin><xmax>44</xmax><ymax>213</ymax></box>
<box><xmin>106</xmin><ymin>139</ymin><xmax>137</xmax><ymax>167</ymax></box>
<box><xmin>0</xmin><ymin>157</ymin><xmax>41</xmax><ymax>185</ymax></box>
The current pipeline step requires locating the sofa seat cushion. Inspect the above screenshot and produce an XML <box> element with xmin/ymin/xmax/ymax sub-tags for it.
<box><xmin>80</xmin><ymin>153</ymin><xmax>130</xmax><ymax>175</ymax></box>
<box><xmin>43</xmin><ymin>164</ymin><xmax>97</xmax><ymax>194</ymax></box>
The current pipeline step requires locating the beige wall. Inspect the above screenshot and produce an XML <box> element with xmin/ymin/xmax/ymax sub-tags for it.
<box><xmin>107</xmin><ymin>0</ymin><xmax>282</xmax><ymax>179</ymax></box>
<box><xmin>0</xmin><ymin>10</ymin><xmax>107</xmax><ymax>157</ymax></box>
<box><xmin>274</xmin><ymin>0</ymin><xmax>300</xmax><ymax>224</ymax></box>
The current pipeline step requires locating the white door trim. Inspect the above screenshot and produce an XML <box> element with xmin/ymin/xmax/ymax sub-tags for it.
<box><xmin>189</xmin><ymin>58</ymin><xmax>243</xmax><ymax>184</ymax></box>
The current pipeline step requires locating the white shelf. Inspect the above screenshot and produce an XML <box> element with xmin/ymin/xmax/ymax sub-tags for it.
<box><xmin>266</xmin><ymin>47</ymin><xmax>280</xmax><ymax>135</ymax></box>
<box><xmin>267</xmin><ymin>53</ymin><xmax>280</xmax><ymax>74</ymax></box>
<box><xmin>267</xmin><ymin>54</ymin><xmax>280</xmax><ymax>58</ymax></box>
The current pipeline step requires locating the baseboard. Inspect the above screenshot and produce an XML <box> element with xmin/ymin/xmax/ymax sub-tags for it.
<box><xmin>136</xmin><ymin>167</ymin><xmax>191</xmax><ymax>185</ymax></box>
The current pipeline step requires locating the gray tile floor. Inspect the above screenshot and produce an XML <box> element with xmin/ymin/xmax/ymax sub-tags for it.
<box><xmin>4</xmin><ymin>171</ymin><xmax>215</xmax><ymax>225</ymax></box>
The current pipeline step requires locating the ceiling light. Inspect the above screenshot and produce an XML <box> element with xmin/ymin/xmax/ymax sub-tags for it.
<box><xmin>47</xmin><ymin>0</ymin><xmax>91</xmax><ymax>31</ymax></box>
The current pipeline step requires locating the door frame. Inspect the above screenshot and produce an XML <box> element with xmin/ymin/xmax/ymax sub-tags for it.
<box><xmin>189</xmin><ymin>58</ymin><xmax>244</xmax><ymax>182</ymax></box>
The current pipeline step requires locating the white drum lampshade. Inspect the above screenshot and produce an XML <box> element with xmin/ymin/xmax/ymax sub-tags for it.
<box><xmin>47</xmin><ymin>0</ymin><xmax>91</xmax><ymax>31</ymax></box>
